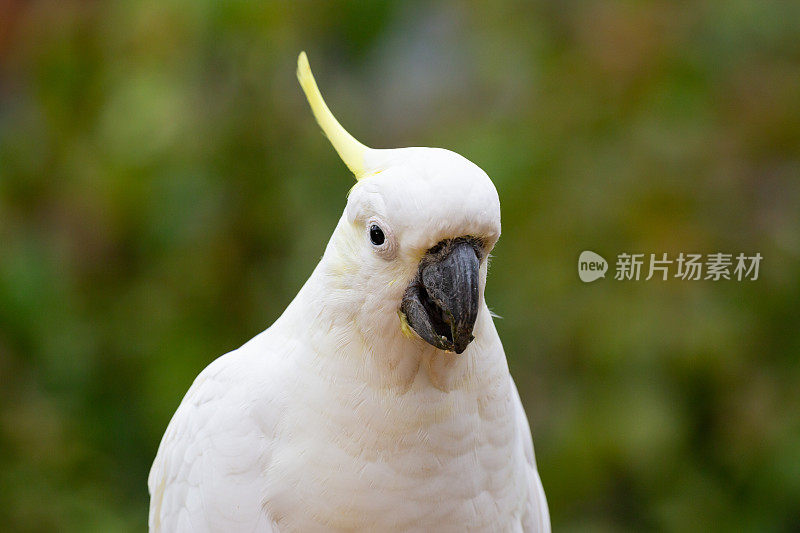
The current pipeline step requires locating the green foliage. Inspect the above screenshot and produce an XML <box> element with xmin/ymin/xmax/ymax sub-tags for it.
<box><xmin>1</xmin><ymin>1</ymin><xmax>798</xmax><ymax>530</ymax></box>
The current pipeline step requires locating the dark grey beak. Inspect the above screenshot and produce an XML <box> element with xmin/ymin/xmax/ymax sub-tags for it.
<box><xmin>400</xmin><ymin>238</ymin><xmax>481</xmax><ymax>354</ymax></box>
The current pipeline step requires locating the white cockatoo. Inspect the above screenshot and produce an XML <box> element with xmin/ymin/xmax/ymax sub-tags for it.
<box><xmin>148</xmin><ymin>52</ymin><xmax>550</xmax><ymax>532</ymax></box>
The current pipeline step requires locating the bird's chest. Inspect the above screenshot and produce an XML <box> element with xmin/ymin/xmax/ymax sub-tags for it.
<box><xmin>262</xmin><ymin>379</ymin><xmax>529</xmax><ymax>531</ymax></box>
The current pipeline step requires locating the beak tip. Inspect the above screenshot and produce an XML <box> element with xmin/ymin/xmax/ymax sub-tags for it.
<box><xmin>450</xmin><ymin>331</ymin><xmax>475</xmax><ymax>354</ymax></box>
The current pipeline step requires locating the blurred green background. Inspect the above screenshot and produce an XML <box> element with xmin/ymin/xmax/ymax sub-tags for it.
<box><xmin>1</xmin><ymin>1</ymin><xmax>799</xmax><ymax>531</ymax></box>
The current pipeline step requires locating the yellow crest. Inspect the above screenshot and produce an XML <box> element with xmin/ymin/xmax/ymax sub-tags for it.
<box><xmin>297</xmin><ymin>52</ymin><xmax>373</xmax><ymax>180</ymax></box>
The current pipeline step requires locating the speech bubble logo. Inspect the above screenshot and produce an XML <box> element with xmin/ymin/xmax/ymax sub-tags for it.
<box><xmin>578</xmin><ymin>251</ymin><xmax>608</xmax><ymax>282</ymax></box>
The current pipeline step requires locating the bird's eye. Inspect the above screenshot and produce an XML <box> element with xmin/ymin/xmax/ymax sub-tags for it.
<box><xmin>365</xmin><ymin>217</ymin><xmax>396</xmax><ymax>259</ymax></box>
<box><xmin>369</xmin><ymin>224</ymin><xmax>385</xmax><ymax>246</ymax></box>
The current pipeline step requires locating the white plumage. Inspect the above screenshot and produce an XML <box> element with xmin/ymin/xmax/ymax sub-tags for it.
<box><xmin>148</xmin><ymin>53</ymin><xmax>550</xmax><ymax>532</ymax></box>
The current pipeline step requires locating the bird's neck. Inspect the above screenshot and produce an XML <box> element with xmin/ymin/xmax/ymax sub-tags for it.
<box><xmin>274</xmin><ymin>249</ymin><xmax>506</xmax><ymax>395</ymax></box>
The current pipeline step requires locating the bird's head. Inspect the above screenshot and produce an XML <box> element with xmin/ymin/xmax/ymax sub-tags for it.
<box><xmin>298</xmin><ymin>53</ymin><xmax>500</xmax><ymax>355</ymax></box>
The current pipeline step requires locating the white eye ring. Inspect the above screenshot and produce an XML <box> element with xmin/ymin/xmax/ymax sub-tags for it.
<box><xmin>365</xmin><ymin>216</ymin><xmax>397</xmax><ymax>259</ymax></box>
